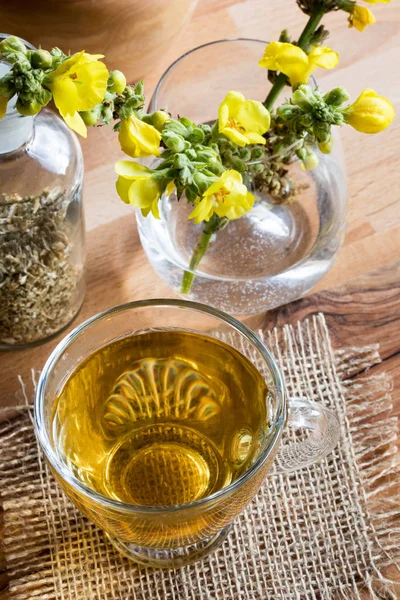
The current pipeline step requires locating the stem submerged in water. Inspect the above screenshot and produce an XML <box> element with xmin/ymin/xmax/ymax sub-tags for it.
<box><xmin>180</xmin><ymin>230</ymin><xmax>213</xmax><ymax>294</ymax></box>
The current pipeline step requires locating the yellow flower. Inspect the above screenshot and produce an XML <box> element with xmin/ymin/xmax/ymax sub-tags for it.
<box><xmin>46</xmin><ymin>51</ymin><xmax>108</xmax><ymax>137</ymax></box>
<box><xmin>348</xmin><ymin>5</ymin><xmax>376</xmax><ymax>31</ymax></box>
<box><xmin>258</xmin><ymin>42</ymin><xmax>339</xmax><ymax>85</ymax></box>
<box><xmin>115</xmin><ymin>160</ymin><xmax>173</xmax><ymax>218</ymax></box>
<box><xmin>188</xmin><ymin>170</ymin><xmax>254</xmax><ymax>224</ymax></box>
<box><xmin>118</xmin><ymin>115</ymin><xmax>161</xmax><ymax>158</ymax></box>
<box><xmin>218</xmin><ymin>91</ymin><xmax>270</xmax><ymax>146</ymax></box>
<box><xmin>361</xmin><ymin>0</ymin><xmax>390</xmax><ymax>3</ymax></box>
<box><xmin>345</xmin><ymin>89</ymin><xmax>395</xmax><ymax>133</ymax></box>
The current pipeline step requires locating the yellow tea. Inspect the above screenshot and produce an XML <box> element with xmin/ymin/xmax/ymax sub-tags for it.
<box><xmin>52</xmin><ymin>330</ymin><xmax>269</xmax><ymax>507</ymax></box>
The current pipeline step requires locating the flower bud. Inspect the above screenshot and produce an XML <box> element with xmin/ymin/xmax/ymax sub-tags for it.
<box><xmin>108</xmin><ymin>70</ymin><xmax>127</xmax><ymax>94</ymax></box>
<box><xmin>331</xmin><ymin>113</ymin><xmax>345</xmax><ymax>127</ymax></box>
<box><xmin>221</xmin><ymin>148</ymin><xmax>233</xmax><ymax>161</ymax></box>
<box><xmin>210</xmin><ymin>142</ymin><xmax>219</xmax><ymax>154</ymax></box>
<box><xmin>188</xmin><ymin>127</ymin><xmax>205</xmax><ymax>144</ymax></box>
<box><xmin>296</xmin><ymin>147</ymin><xmax>307</xmax><ymax>160</ymax></box>
<box><xmin>297</xmin><ymin>147</ymin><xmax>319</xmax><ymax>171</ymax></box>
<box><xmin>206</xmin><ymin>161</ymin><xmax>225</xmax><ymax>175</ymax></box>
<box><xmin>314</xmin><ymin>124</ymin><xmax>329</xmax><ymax>142</ymax></box>
<box><xmin>345</xmin><ymin>89</ymin><xmax>394</xmax><ymax>134</ymax></box>
<box><xmin>101</xmin><ymin>106</ymin><xmax>113</xmax><ymax>123</ymax></box>
<box><xmin>292</xmin><ymin>84</ymin><xmax>313</xmax><ymax>109</ymax></box>
<box><xmin>299</xmin><ymin>114</ymin><xmax>313</xmax><ymax>128</ymax></box>
<box><xmin>0</xmin><ymin>36</ymin><xmax>27</xmax><ymax>57</ymax></box>
<box><xmin>199</xmin><ymin>123</ymin><xmax>211</xmax><ymax>134</ymax></box>
<box><xmin>179</xmin><ymin>116</ymin><xmax>193</xmax><ymax>128</ymax></box>
<box><xmin>15</xmin><ymin>96</ymin><xmax>42</xmax><ymax>116</ymax></box>
<box><xmin>134</xmin><ymin>80</ymin><xmax>144</xmax><ymax>96</ymax></box>
<box><xmin>324</xmin><ymin>88</ymin><xmax>350</xmax><ymax>107</ymax></box>
<box><xmin>277</xmin><ymin>104</ymin><xmax>298</xmax><ymax>120</ymax></box>
<box><xmin>31</xmin><ymin>49</ymin><xmax>52</xmax><ymax>70</ymax></box>
<box><xmin>81</xmin><ymin>105</ymin><xmax>101</xmax><ymax>126</ymax></box>
<box><xmin>348</xmin><ymin>5</ymin><xmax>375</xmax><ymax>32</ymax></box>
<box><xmin>279</xmin><ymin>28</ymin><xmax>291</xmax><ymax>44</ymax></box>
<box><xmin>50</xmin><ymin>47</ymin><xmax>64</xmax><ymax>59</ymax></box>
<box><xmin>318</xmin><ymin>137</ymin><xmax>333</xmax><ymax>154</ymax></box>
<box><xmin>173</xmin><ymin>153</ymin><xmax>190</xmax><ymax>169</ymax></box>
<box><xmin>185</xmin><ymin>148</ymin><xmax>197</xmax><ymax>160</ymax></box>
<box><xmin>230</xmin><ymin>157</ymin><xmax>247</xmax><ymax>173</ymax></box>
<box><xmin>0</xmin><ymin>73</ymin><xmax>15</xmax><ymax>99</ymax></box>
<box><xmin>251</xmin><ymin>162</ymin><xmax>265</xmax><ymax>175</ymax></box>
<box><xmin>195</xmin><ymin>147</ymin><xmax>217</xmax><ymax>162</ymax></box>
<box><xmin>239</xmin><ymin>147</ymin><xmax>252</xmax><ymax>161</ymax></box>
<box><xmin>251</xmin><ymin>146</ymin><xmax>264</xmax><ymax>160</ymax></box>
<box><xmin>193</xmin><ymin>171</ymin><xmax>216</xmax><ymax>194</ymax></box>
<box><xmin>218</xmin><ymin>138</ymin><xmax>231</xmax><ymax>150</ymax></box>
<box><xmin>14</xmin><ymin>53</ymin><xmax>32</xmax><ymax>72</ymax></box>
<box><xmin>178</xmin><ymin>165</ymin><xmax>193</xmax><ymax>186</ymax></box>
<box><xmin>163</xmin><ymin>131</ymin><xmax>186</xmax><ymax>152</ymax></box>
<box><xmin>151</xmin><ymin>110</ymin><xmax>170</xmax><ymax>131</ymax></box>
<box><xmin>164</xmin><ymin>119</ymin><xmax>188</xmax><ymax>138</ymax></box>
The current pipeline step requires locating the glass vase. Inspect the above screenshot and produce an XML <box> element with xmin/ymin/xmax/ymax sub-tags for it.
<box><xmin>0</xmin><ymin>45</ymin><xmax>85</xmax><ymax>349</ymax></box>
<box><xmin>137</xmin><ymin>39</ymin><xmax>347</xmax><ymax>315</ymax></box>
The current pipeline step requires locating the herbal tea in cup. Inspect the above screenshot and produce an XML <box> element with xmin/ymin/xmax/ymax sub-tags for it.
<box><xmin>52</xmin><ymin>329</ymin><xmax>269</xmax><ymax>506</ymax></box>
<box><xmin>35</xmin><ymin>300</ymin><xmax>339</xmax><ymax>568</ymax></box>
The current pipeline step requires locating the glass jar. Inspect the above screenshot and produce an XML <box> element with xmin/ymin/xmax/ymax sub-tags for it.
<box><xmin>0</xmin><ymin>49</ymin><xmax>85</xmax><ymax>349</ymax></box>
<box><xmin>137</xmin><ymin>39</ymin><xmax>347</xmax><ymax>315</ymax></box>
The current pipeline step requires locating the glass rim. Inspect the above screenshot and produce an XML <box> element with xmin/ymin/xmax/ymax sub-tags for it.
<box><xmin>34</xmin><ymin>298</ymin><xmax>287</xmax><ymax>515</ymax></box>
<box><xmin>151</xmin><ymin>38</ymin><xmax>268</xmax><ymax>111</ymax></box>
<box><xmin>0</xmin><ymin>32</ymin><xmax>35</xmax><ymax>49</ymax></box>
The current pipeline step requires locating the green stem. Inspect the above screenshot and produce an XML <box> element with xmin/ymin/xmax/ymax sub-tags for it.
<box><xmin>264</xmin><ymin>73</ymin><xmax>287</xmax><ymax>112</ymax></box>
<box><xmin>180</xmin><ymin>230</ymin><xmax>213</xmax><ymax>294</ymax></box>
<box><xmin>297</xmin><ymin>7</ymin><xmax>325</xmax><ymax>48</ymax></box>
<box><xmin>263</xmin><ymin>7</ymin><xmax>326</xmax><ymax>112</ymax></box>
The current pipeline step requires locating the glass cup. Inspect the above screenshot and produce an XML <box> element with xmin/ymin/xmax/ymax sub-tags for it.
<box><xmin>34</xmin><ymin>299</ymin><xmax>340</xmax><ymax>568</ymax></box>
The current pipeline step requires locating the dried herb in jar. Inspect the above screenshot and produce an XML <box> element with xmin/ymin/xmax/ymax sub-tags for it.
<box><xmin>0</xmin><ymin>187</ymin><xmax>83</xmax><ymax>346</ymax></box>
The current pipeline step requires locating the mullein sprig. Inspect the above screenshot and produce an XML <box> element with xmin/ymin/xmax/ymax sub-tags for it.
<box><xmin>0</xmin><ymin>36</ymin><xmax>108</xmax><ymax>134</ymax></box>
<box><xmin>0</xmin><ymin>0</ymin><xmax>394</xmax><ymax>299</ymax></box>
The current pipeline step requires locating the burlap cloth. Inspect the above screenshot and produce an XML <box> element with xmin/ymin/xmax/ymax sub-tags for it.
<box><xmin>0</xmin><ymin>314</ymin><xmax>399</xmax><ymax>599</ymax></box>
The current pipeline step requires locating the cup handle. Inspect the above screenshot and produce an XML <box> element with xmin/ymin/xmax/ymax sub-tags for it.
<box><xmin>273</xmin><ymin>398</ymin><xmax>340</xmax><ymax>473</ymax></box>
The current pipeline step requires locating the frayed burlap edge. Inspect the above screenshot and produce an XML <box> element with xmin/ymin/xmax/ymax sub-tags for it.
<box><xmin>341</xmin><ymin>369</ymin><xmax>400</xmax><ymax>597</ymax></box>
<box><xmin>261</xmin><ymin>316</ymin><xmax>399</xmax><ymax>599</ymax></box>
<box><xmin>328</xmin><ymin>322</ymin><xmax>400</xmax><ymax>598</ymax></box>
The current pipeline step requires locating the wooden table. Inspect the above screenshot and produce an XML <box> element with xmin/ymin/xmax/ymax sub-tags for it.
<box><xmin>1</xmin><ymin>0</ymin><xmax>399</xmax><ymax>596</ymax></box>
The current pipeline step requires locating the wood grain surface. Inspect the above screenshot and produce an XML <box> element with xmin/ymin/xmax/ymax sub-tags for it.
<box><xmin>1</xmin><ymin>0</ymin><xmax>399</xmax><ymax>597</ymax></box>
<box><xmin>0</xmin><ymin>0</ymin><xmax>198</xmax><ymax>83</ymax></box>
